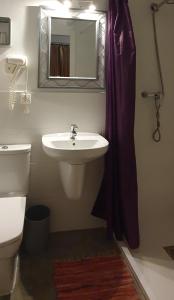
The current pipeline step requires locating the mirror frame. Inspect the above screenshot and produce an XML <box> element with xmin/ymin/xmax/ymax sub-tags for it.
<box><xmin>38</xmin><ymin>8</ymin><xmax>106</xmax><ymax>90</ymax></box>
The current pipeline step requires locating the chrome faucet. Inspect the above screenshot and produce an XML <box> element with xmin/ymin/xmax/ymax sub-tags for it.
<box><xmin>70</xmin><ymin>124</ymin><xmax>78</xmax><ymax>140</ymax></box>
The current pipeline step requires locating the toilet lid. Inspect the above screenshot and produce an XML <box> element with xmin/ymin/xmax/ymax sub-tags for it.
<box><xmin>0</xmin><ymin>197</ymin><xmax>26</xmax><ymax>247</ymax></box>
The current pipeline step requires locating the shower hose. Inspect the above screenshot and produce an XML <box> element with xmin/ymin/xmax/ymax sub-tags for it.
<box><xmin>151</xmin><ymin>7</ymin><xmax>165</xmax><ymax>142</ymax></box>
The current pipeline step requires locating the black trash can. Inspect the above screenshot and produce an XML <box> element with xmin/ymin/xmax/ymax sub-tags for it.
<box><xmin>24</xmin><ymin>205</ymin><xmax>50</xmax><ymax>255</ymax></box>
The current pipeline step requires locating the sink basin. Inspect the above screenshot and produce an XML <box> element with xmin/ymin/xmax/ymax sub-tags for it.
<box><xmin>42</xmin><ymin>132</ymin><xmax>109</xmax><ymax>164</ymax></box>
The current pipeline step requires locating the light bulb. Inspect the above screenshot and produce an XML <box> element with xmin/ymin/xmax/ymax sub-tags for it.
<box><xmin>64</xmin><ymin>0</ymin><xmax>72</xmax><ymax>8</ymax></box>
<box><xmin>88</xmin><ymin>3</ymin><xmax>96</xmax><ymax>11</ymax></box>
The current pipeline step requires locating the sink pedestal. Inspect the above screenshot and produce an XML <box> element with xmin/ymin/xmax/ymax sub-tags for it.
<box><xmin>42</xmin><ymin>132</ymin><xmax>109</xmax><ymax>200</ymax></box>
<box><xmin>58</xmin><ymin>162</ymin><xmax>85</xmax><ymax>200</ymax></box>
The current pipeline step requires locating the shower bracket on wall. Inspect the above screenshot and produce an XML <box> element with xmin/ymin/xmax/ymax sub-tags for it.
<box><xmin>141</xmin><ymin>91</ymin><xmax>162</xmax><ymax>99</ymax></box>
<box><xmin>151</xmin><ymin>3</ymin><xmax>160</xmax><ymax>12</ymax></box>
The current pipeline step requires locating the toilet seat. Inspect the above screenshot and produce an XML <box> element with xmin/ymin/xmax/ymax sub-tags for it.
<box><xmin>0</xmin><ymin>197</ymin><xmax>26</xmax><ymax>257</ymax></box>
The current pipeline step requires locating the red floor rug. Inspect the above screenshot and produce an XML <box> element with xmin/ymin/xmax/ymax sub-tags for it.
<box><xmin>54</xmin><ymin>256</ymin><xmax>141</xmax><ymax>300</ymax></box>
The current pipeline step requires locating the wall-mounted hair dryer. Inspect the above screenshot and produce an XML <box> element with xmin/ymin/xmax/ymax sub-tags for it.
<box><xmin>7</xmin><ymin>56</ymin><xmax>27</xmax><ymax>83</ymax></box>
<box><xmin>6</xmin><ymin>56</ymin><xmax>30</xmax><ymax>112</ymax></box>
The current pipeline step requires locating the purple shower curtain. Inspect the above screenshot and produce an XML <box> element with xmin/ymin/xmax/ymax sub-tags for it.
<box><xmin>92</xmin><ymin>0</ymin><xmax>139</xmax><ymax>249</ymax></box>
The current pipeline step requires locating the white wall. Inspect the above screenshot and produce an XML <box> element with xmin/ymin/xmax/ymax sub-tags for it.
<box><xmin>0</xmin><ymin>0</ymin><xmax>107</xmax><ymax>232</ymax></box>
<box><xmin>129</xmin><ymin>0</ymin><xmax>174</xmax><ymax>242</ymax></box>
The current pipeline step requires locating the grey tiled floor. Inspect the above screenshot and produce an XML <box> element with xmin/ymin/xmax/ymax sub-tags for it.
<box><xmin>0</xmin><ymin>228</ymin><xmax>145</xmax><ymax>300</ymax></box>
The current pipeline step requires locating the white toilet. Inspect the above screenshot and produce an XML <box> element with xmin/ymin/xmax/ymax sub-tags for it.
<box><xmin>0</xmin><ymin>144</ymin><xmax>31</xmax><ymax>296</ymax></box>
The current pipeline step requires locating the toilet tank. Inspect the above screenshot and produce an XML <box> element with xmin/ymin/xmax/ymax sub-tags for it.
<box><xmin>0</xmin><ymin>144</ymin><xmax>31</xmax><ymax>196</ymax></box>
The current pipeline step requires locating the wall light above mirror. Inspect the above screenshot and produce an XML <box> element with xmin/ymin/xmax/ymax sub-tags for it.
<box><xmin>55</xmin><ymin>1</ymin><xmax>96</xmax><ymax>12</ymax></box>
<box><xmin>38</xmin><ymin>8</ymin><xmax>106</xmax><ymax>90</ymax></box>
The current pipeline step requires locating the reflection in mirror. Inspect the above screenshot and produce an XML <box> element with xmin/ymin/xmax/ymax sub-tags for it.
<box><xmin>39</xmin><ymin>8</ymin><xmax>106</xmax><ymax>89</ymax></box>
<box><xmin>50</xmin><ymin>33</ymin><xmax>70</xmax><ymax>77</ymax></box>
<box><xmin>0</xmin><ymin>17</ymin><xmax>10</xmax><ymax>46</ymax></box>
<box><xmin>49</xmin><ymin>18</ymin><xmax>97</xmax><ymax>79</ymax></box>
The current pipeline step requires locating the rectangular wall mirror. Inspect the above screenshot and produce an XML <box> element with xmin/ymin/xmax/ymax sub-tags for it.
<box><xmin>0</xmin><ymin>17</ymin><xmax>11</xmax><ymax>46</ymax></box>
<box><xmin>39</xmin><ymin>8</ymin><xmax>106</xmax><ymax>90</ymax></box>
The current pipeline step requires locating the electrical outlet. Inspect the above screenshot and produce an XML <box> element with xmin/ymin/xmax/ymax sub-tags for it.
<box><xmin>20</xmin><ymin>93</ymin><xmax>31</xmax><ymax>104</ymax></box>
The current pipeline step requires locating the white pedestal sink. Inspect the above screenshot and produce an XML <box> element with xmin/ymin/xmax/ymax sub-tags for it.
<box><xmin>42</xmin><ymin>132</ymin><xmax>109</xmax><ymax>200</ymax></box>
